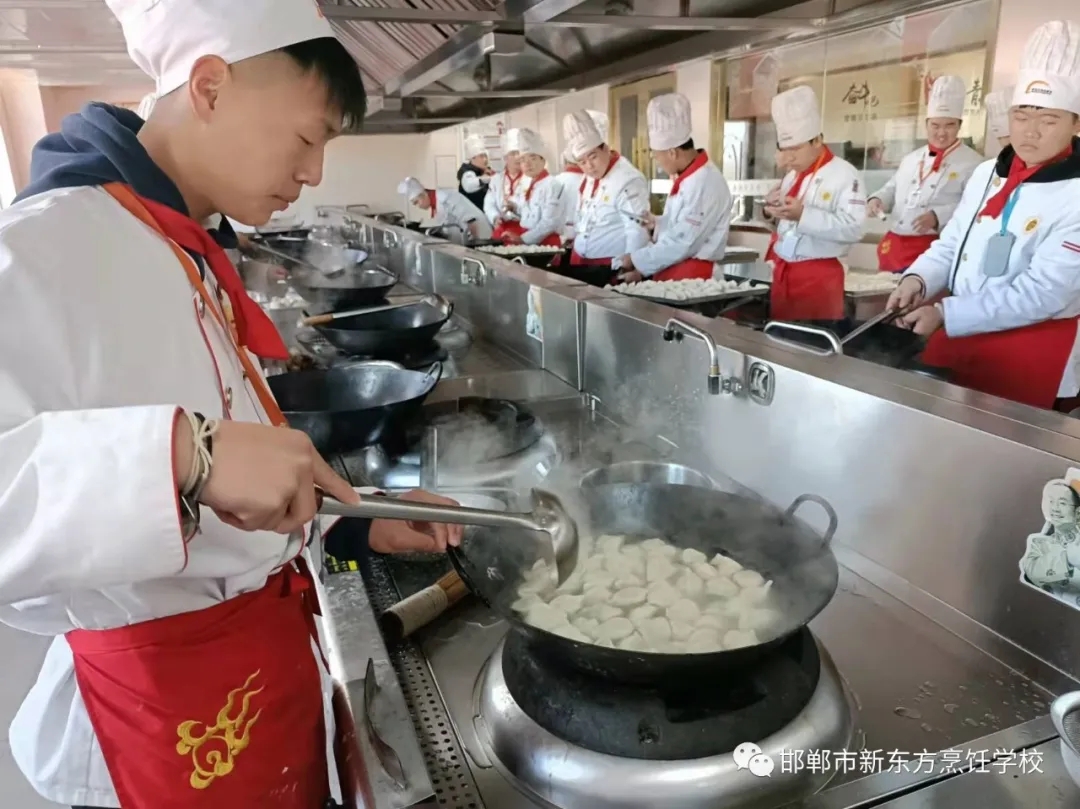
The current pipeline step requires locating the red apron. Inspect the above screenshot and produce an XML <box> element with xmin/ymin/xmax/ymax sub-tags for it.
<box><xmin>66</xmin><ymin>183</ymin><xmax>343</xmax><ymax>809</ymax></box>
<box><xmin>570</xmin><ymin>249</ymin><xmax>614</xmax><ymax>268</ymax></box>
<box><xmin>769</xmin><ymin>257</ymin><xmax>845</xmax><ymax>320</ymax></box>
<box><xmin>492</xmin><ymin>220</ymin><xmax>519</xmax><ymax>241</ymax></box>
<box><xmin>877</xmin><ymin>232</ymin><xmax>937</xmax><ymax>273</ymax></box>
<box><xmin>764</xmin><ymin>232</ymin><xmax>779</xmax><ymax>264</ymax></box>
<box><xmin>653</xmin><ymin>258</ymin><xmax>714</xmax><ymax>282</ymax></box>
<box><xmin>921</xmin><ymin>316</ymin><xmax>1080</xmax><ymax>409</ymax></box>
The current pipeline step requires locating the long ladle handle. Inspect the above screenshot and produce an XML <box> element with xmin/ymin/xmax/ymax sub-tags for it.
<box><xmin>302</xmin><ymin>296</ymin><xmax>428</xmax><ymax>326</ymax></box>
<box><xmin>317</xmin><ymin>490</ymin><xmax>542</xmax><ymax>532</ymax></box>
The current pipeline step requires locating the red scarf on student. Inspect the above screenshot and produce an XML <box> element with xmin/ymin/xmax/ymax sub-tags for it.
<box><xmin>978</xmin><ymin>146</ymin><xmax>1073</xmax><ymax>219</ymax></box>
<box><xmin>788</xmin><ymin>146</ymin><xmax>834</xmax><ymax>199</ymax></box>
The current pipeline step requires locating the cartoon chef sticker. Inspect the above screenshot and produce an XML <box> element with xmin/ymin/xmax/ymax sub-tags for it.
<box><xmin>1018</xmin><ymin>470</ymin><xmax>1080</xmax><ymax>607</ymax></box>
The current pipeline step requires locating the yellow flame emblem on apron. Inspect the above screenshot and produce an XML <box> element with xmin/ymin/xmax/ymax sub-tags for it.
<box><xmin>176</xmin><ymin>670</ymin><xmax>264</xmax><ymax>789</ymax></box>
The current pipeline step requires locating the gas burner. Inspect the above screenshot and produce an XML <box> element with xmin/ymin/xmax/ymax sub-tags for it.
<box><xmin>473</xmin><ymin>632</ymin><xmax>853</xmax><ymax>809</ymax></box>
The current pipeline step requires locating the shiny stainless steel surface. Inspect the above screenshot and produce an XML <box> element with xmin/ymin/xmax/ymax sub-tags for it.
<box><xmin>579</xmin><ymin>460</ymin><xmax>720</xmax><ymax>490</ymax></box>
<box><xmin>472</xmin><ymin>636</ymin><xmax>851</xmax><ymax>809</ymax></box>
<box><xmin>764</xmin><ymin>320</ymin><xmax>845</xmax><ymax>357</ymax></box>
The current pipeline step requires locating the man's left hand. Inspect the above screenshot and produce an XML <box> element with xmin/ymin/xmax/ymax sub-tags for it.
<box><xmin>775</xmin><ymin>197</ymin><xmax>804</xmax><ymax>221</ymax></box>
<box><xmin>899</xmin><ymin>304</ymin><xmax>944</xmax><ymax>336</ymax></box>
<box><xmin>368</xmin><ymin>490</ymin><xmax>464</xmax><ymax>554</ymax></box>
<box><xmin>502</xmin><ymin>232</ymin><xmax>522</xmax><ymax>244</ymax></box>
<box><xmin>619</xmin><ymin>269</ymin><xmax>644</xmax><ymax>284</ymax></box>
<box><xmin>912</xmin><ymin>211</ymin><xmax>938</xmax><ymax>233</ymax></box>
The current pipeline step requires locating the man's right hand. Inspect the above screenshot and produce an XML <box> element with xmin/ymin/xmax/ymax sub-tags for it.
<box><xmin>887</xmin><ymin>275</ymin><xmax>926</xmax><ymax>312</ymax></box>
<box><xmin>175</xmin><ymin>419</ymin><xmax>357</xmax><ymax>534</ymax></box>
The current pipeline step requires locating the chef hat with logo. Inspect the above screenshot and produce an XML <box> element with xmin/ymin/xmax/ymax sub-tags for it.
<box><xmin>507</xmin><ymin>127</ymin><xmax>545</xmax><ymax>158</ymax></box>
<box><xmin>563</xmin><ymin>110</ymin><xmax>605</xmax><ymax>161</ymax></box>
<box><xmin>586</xmin><ymin>109</ymin><xmax>609</xmax><ymax>142</ymax></box>
<box><xmin>105</xmin><ymin>0</ymin><xmax>336</xmax><ymax>98</ymax></box>
<box><xmin>984</xmin><ymin>87</ymin><xmax>1014</xmax><ymax>140</ymax></box>
<box><xmin>771</xmin><ymin>85</ymin><xmax>822</xmax><ymax>148</ymax></box>
<box><xmin>463</xmin><ymin>133</ymin><xmax>487</xmax><ymax>160</ymax></box>
<box><xmin>648</xmin><ymin>93</ymin><xmax>693</xmax><ymax>151</ymax></box>
<box><xmin>397</xmin><ymin>176</ymin><xmax>426</xmax><ymax>201</ymax></box>
<box><xmin>136</xmin><ymin>91</ymin><xmax>157</xmax><ymax>121</ymax></box>
<box><xmin>1012</xmin><ymin>20</ymin><xmax>1080</xmax><ymax>115</ymax></box>
<box><xmin>927</xmin><ymin>75</ymin><xmax>967</xmax><ymax>119</ymax></box>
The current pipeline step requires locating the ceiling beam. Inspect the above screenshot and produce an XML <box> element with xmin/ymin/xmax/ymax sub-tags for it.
<box><xmin>320</xmin><ymin>5</ymin><xmax>505</xmax><ymax>24</ymax></box>
<box><xmin>543</xmin><ymin>14</ymin><xmax>822</xmax><ymax>32</ymax></box>
<box><xmin>502</xmin><ymin>0</ymin><xmax>590</xmax><ymax>24</ymax></box>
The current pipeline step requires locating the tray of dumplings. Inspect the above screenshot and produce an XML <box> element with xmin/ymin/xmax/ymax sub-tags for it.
<box><xmin>609</xmin><ymin>277</ymin><xmax>768</xmax><ymax>308</ymax></box>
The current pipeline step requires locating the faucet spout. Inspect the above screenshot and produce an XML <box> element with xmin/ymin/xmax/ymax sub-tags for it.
<box><xmin>663</xmin><ymin>318</ymin><xmax>723</xmax><ymax>395</ymax></box>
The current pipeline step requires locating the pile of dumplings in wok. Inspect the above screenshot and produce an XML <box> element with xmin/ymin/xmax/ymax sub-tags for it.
<box><xmin>511</xmin><ymin>534</ymin><xmax>783</xmax><ymax>654</ymax></box>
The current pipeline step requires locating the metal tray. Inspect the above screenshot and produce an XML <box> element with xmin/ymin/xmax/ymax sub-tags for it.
<box><xmin>616</xmin><ymin>283</ymin><xmax>769</xmax><ymax>308</ymax></box>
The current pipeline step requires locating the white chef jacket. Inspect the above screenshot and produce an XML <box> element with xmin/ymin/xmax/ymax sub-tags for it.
<box><xmin>518</xmin><ymin>173</ymin><xmax>565</xmax><ymax>245</ymax></box>
<box><xmin>430</xmin><ymin>188</ymin><xmax>493</xmax><ymax>239</ymax></box>
<box><xmin>555</xmin><ymin>168</ymin><xmax>584</xmax><ymax>239</ymax></box>
<box><xmin>572</xmin><ymin>155</ymin><xmax>651</xmax><ymax>260</ymax></box>
<box><xmin>904</xmin><ymin>159</ymin><xmax>1080</xmax><ymax>395</ymax></box>
<box><xmin>0</xmin><ymin>185</ymin><xmax>364</xmax><ymax>806</ymax></box>
<box><xmin>870</xmin><ymin>142</ymin><xmax>983</xmax><ymax>235</ymax></box>
<box><xmin>482</xmin><ymin>170</ymin><xmax>524</xmax><ymax>226</ymax></box>
<box><xmin>773</xmin><ymin>154</ymin><xmax>867</xmax><ymax>262</ymax></box>
<box><xmin>629</xmin><ymin>155</ymin><xmax>732</xmax><ymax>276</ymax></box>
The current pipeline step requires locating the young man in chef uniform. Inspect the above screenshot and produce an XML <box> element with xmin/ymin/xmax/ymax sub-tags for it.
<box><xmin>554</xmin><ymin>111</ymin><xmax>605</xmax><ymax>242</ymax></box>
<box><xmin>616</xmin><ymin>93</ymin><xmax>732</xmax><ymax>282</ymax></box>
<box><xmin>0</xmin><ymin>1</ymin><xmax>463</xmax><ymax>807</ymax></box>
<box><xmin>868</xmin><ymin>76</ymin><xmax>983</xmax><ymax>273</ymax></box>
<box><xmin>984</xmin><ymin>87</ymin><xmax>1014</xmax><ymax>151</ymax></box>
<box><xmin>766</xmin><ymin>85</ymin><xmax>867</xmax><ymax>319</ymax></box>
<box><xmin>499</xmin><ymin>127</ymin><xmax>565</xmax><ymax>247</ymax></box>
<box><xmin>457</xmin><ymin>132</ymin><xmax>494</xmax><ymax>212</ymax></box>
<box><xmin>484</xmin><ymin>132</ymin><xmax>524</xmax><ymax>236</ymax></box>
<box><xmin>889</xmin><ymin>20</ymin><xmax>1080</xmax><ymax>410</ymax></box>
<box><xmin>399</xmin><ymin>175</ymin><xmax>494</xmax><ymax>241</ymax></box>
<box><xmin>562</xmin><ymin>108</ymin><xmax>651</xmax><ymax>271</ymax></box>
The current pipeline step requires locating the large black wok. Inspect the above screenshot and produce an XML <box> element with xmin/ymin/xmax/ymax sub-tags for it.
<box><xmin>267</xmin><ymin>361</ymin><xmax>441</xmax><ymax>454</ymax></box>
<box><xmin>288</xmin><ymin>266</ymin><xmax>398</xmax><ymax>311</ymax></box>
<box><xmin>449</xmin><ymin>482</ymin><xmax>839</xmax><ymax>685</ymax></box>
<box><xmin>316</xmin><ymin>296</ymin><xmax>453</xmax><ymax>357</ymax></box>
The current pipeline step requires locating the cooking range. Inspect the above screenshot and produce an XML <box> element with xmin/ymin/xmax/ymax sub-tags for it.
<box><xmin>342</xmin><ymin>394</ymin><xmax>855</xmax><ymax>809</ymax></box>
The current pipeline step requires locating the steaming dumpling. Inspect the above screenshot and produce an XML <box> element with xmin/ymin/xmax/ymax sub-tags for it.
<box><xmin>611</xmin><ymin>586</ymin><xmax>648</xmax><ymax>608</ymax></box>
<box><xmin>552</xmin><ymin>624</ymin><xmax>590</xmax><ymax>643</ymax></box>
<box><xmin>670</xmin><ymin>620</ymin><xmax>695</xmax><ymax>641</ymax></box>
<box><xmin>582</xmin><ymin>555</ymin><xmax>606</xmax><ymax>572</ymax></box>
<box><xmin>641</xmin><ymin>538</ymin><xmax>670</xmax><ymax>554</ymax></box>
<box><xmin>605</xmin><ymin>555</ymin><xmax>640</xmax><ymax>579</ymax></box>
<box><xmin>629</xmin><ymin>603</ymin><xmax>659</xmax><ymax>622</ymax></box>
<box><xmin>526</xmin><ymin>603</ymin><xmax>570</xmax><ymax>632</ymax></box>
<box><xmin>583</xmin><ymin>572</ymin><xmax>616</xmax><ymax>590</ymax></box>
<box><xmin>738</xmin><ymin>607</ymin><xmax>782</xmax><ymax>633</ymax></box>
<box><xmin>733</xmin><ymin>569</ymin><xmax>766</xmax><ymax>589</ymax></box>
<box><xmin>647</xmin><ymin>581</ymin><xmax>681</xmax><ymax>608</ymax></box>
<box><xmin>595</xmin><ymin>616</ymin><xmax>635</xmax><ymax>642</ymax></box>
<box><xmin>555</xmin><ymin>569</ymin><xmax>585</xmax><ymax>595</ymax></box>
<box><xmin>646</xmin><ymin>556</ymin><xmax>677</xmax><ymax>583</ymax></box>
<box><xmin>598</xmin><ymin>535</ymin><xmax>625</xmax><ymax>554</ymax></box>
<box><xmin>685</xmin><ymin>628</ymin><xmax>720</xmax><ymax>653</ymax></box>
<box><xmin>667</xmin><ymin>598</ymin><xmax>701</xmax><ymax>624</ymax></box>
<box><xmin>692</xmin><ymin>562</ymin><xmax>718</xmax><ymax>580</ymax></box>
<box><xmin>618</xmin><ymin>632</ymin><xmax>648</xmax><ymax>651</ymax></box>
<box><xmin>675</xmin><ymin>570</ymin><xmax>704</xmax><ymax>599</ymax></box>
<box><xmin>586</xmin><ymin>604</ymin><xmax>622</xmax><ymax>623</ymax></box>
<box><xmin>638</xmin><ymin>616</ymin><xmax>672</xmax><ymax>646</ymax></box>
<box><xmin>729</xmin><ymin>581</ymin><xmax>773</xmax><ymax>606</ymax></box>
<box><xmin>681</xmin><ymin>548</ymin><xmax>708</xmax><ymax>566</ymax></box>
<box><xmin>706</xmin><ymin>576</ymin><xmax>739</xmax><ymax>599</ymax></box>
<box><xmin>723</xmin><ymin>629</ymin><xmax>759</xmax><ymax>650</ymax></box>
<box><xmin>582</xmin><ymin>586</ymin><xmax>611</xmax><ymax>606</ymax></box>
<box><xmin>614</xmin><ymin>574</ymin><xmax>646</xmax><ymax>589</ymax></box>
<box><xmin>572</xmin><ymin>616</ymin><xmax>600</xmax><ymax>639</ymax></box>
<box><xmin>698</xmin><ymin>612</ymin><xmax>733</xmax><ymax>632</ymax></box>
<box><xmin>711</xmin><ymin>554</ymin><xmax>743</xmax><ymax>577</ymax></box>
<box><xmin>550</xmin><ymin>594</ymin><xmax>584</xmax><ymax>615</ymax></box>
<box><xmin>512</xmin><ymin>594</ymin><xmax>543</xmax><ymax>614</ymax></box>
<box><xmin>620</xmin><ymin>543</ymin><xmax>645</xmax><ymax>559</ymax></box>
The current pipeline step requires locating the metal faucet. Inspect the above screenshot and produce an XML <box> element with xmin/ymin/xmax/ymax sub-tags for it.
<box><xmin>662</xmin><ymin>318</ymin><xmax>731</xmax><ymax>395</ymax></box>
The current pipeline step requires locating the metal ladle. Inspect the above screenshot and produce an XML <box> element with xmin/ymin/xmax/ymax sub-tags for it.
<box><xmin>317</xmin><ymin>488</ymin><xmax>579</xmax><ymax>584</ymax></box>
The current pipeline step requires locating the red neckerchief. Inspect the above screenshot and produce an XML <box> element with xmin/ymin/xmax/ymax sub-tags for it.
<box><xmin>919</xmin><ymin>140</ymin><xmax>961</xmax><ymax>183</ymax></box>
<box><xmin>525</xmin><ymin>170</ymin><xmax>549</xmax><ymax>202</ymax></box>
<box><xmin>978</xmin><ymin>145</ymin><xmax>1073</xmax><ymax>219</ymax></box>
<box><xmin>427</xmin><ymin>189</ymin><xmax>438</xmax><ymax>215</ymax></box>
<box><xmin>580</xmin><ymin>151</ymin><xmax>622</xmax><ymax>198</ymax></box>
<box><xmin>565</xmin><ymin>165</ymin><xmax>584</xmax><ymax>175</ymax></box>
<box><xmin>670</xmin><ymin>151</ymin><xmax>710</xmax><ymax>197</ymax></box>
<box><xmin>505</xmin><ymin>171</ymin><xmax>522</xmax><ymax>196</ymax></box>
<box><xmin>788</xmin><ymin>146</ymin><xmax>834</xmax><ymax>200</ymax></box>
<box><xmin>135</xmin><ymin>193</ymin><xmax>289</xmax><ymax>360</ymax></box>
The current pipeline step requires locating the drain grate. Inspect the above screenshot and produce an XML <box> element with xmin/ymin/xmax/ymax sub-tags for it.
<box><xmin>364</xmin><ymin>556</ymin><xmax>484</xmax><ymax>809</ymax></box>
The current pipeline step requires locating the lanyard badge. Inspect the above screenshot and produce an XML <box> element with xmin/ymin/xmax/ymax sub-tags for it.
<box><xmin>981</xmin><ymin>189</ymin><xmax>1019</xmax><ymax>278</ymax></box>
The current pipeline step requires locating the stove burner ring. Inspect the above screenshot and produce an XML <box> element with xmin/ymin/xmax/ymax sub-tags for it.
<box><xmin>500</xmin><ymin>628</ymin><xmax>821</xmax><ymax>760</ymax></box>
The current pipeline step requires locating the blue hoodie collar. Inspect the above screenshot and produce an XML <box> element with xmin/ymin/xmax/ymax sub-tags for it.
<box><xmin>15</xmin><ymin>102</ymin><xmax>235</xmax><ymax>246</ymax></box>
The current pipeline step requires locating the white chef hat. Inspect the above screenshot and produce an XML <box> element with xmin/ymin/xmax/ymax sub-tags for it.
<box><xmin>1012</xmin><ymin>20</ymin><xmax>1080</xmax><ymax>115</ymax></box>
<box><xmin>771</xmin><ymin>85</ymin><xmax>822</xmax><ymax>148</ymax></box>
<box><xmin>927</xmin><ymin>75</ymin><xmax>966</xmax><ymax>119</ymax></box>
<box><xmin>502</xmin><ymin>131</ymin><xmax>520</xmax><ymax>156</ymax></box>
<box><xmin>105</xmin><ymin>0</ymin><xmax>336</xmax><ymax>98</ymax></box>
<box><xmin>563</xmin><ymin>109</ymin><xmax>605</xmax><ymax>161</ymax></box>
<box><xmin>463</xmin><ymin>133</ymin><xmax>487</xmax><ymax>160</ymax></box>
<box><xmin>586</xmin><ymin>109</ymin><xmax>609</xmax><ymax>142</ymax></box>
<box><xmin>648</xmin><ymin>93</ymin><xmax>693</xmax><ymax>151</ymax></box>
<box><xmin>507</xmin><ymin>127</ymin><xmax>545</xmax><ymax>157</ymax></box>
<box><xmin>136</xmin><ymin>92</ymin><xmax>157</xmax><ymax>121</ymax></box>
<box><xmin>984</xmin><ymin>87</ymin><xmax>1014</xmax><ymax>140</ymax></box>
<box><xmin>397</xmin><ymin>176</ymin><xmax>426</xmax><ymax>201</ymax></box>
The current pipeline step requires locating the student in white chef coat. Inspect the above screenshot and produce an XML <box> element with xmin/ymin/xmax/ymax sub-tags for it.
<box><xmin>554</xmin><ymin>114</ymin><xmax>605</xmax><ymax>241</ymax></box>
<box><xmin>499</xmin><ymin>127</ymin><xmax>564</xmax><ymax>247</ymax></box>
<box><xmin>868</xmin><ymin>76</ymin><xmax>983</xmax><ymax>273</ymax></box>
<box><xmin>616</xmin><ymin>93</ymin><xmax>732</xmax><ymax>282</ymax></box>
<box><xmin>0</xmin><ymin>2</ymin><xmax>462</xmax><ymax>807</ymax></box>
<box><xmin>984</xmin><ymin>87</ymin><xmax>1014</xmax><ymax>150</ymax></box>
<box><xmin>457</xmin><ymin>132</ymin><xmax>494</xmax><ymax>211</ymax></box>
<box><xmin>561</xmin><ymin>108</ymin><xmax>650</xmax><ymax>273</ymax></box>
<box><xmin>399</xmin><ymin>175</ymin><xmax>494</xmax><ymax>241</ymax></box>
<box><xmin>889</xmin><ymin>20</ymin><xmax>1080</xmax><ymax>410</ymax></box>
<box><xmin>484</xmin><ymin>134</ymin><xmax>524</xmax><ymax>237</ymax></box>
<box><xmin>766</xmin><ymin>85</ymin><xmax>867</xmax><ymax>319</ymax></box>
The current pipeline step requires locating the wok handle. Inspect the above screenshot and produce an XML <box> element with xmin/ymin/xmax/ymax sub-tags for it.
<box><xmin>785</xmin><ymin>494</ymin><xmax>839</xmax><ymax>546</ymax></box>
<box><xmin>316</xmin><ymin>489</ymin><xmax>543</xmax><ymax>532</ymax></box>
<box><xmin>763</xmin><ymin>321</ymin><xmax>843</xmax><ymax>357</ymax></box>
<box><xmin>423</xmin><ymin>362</ymin><xmax>443</xmax><ymax>385</ymax></box>
<box><xmin>302</xmin><ymin>313</ymin><xmax>336</xmax><ymax>326</ymax></box>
